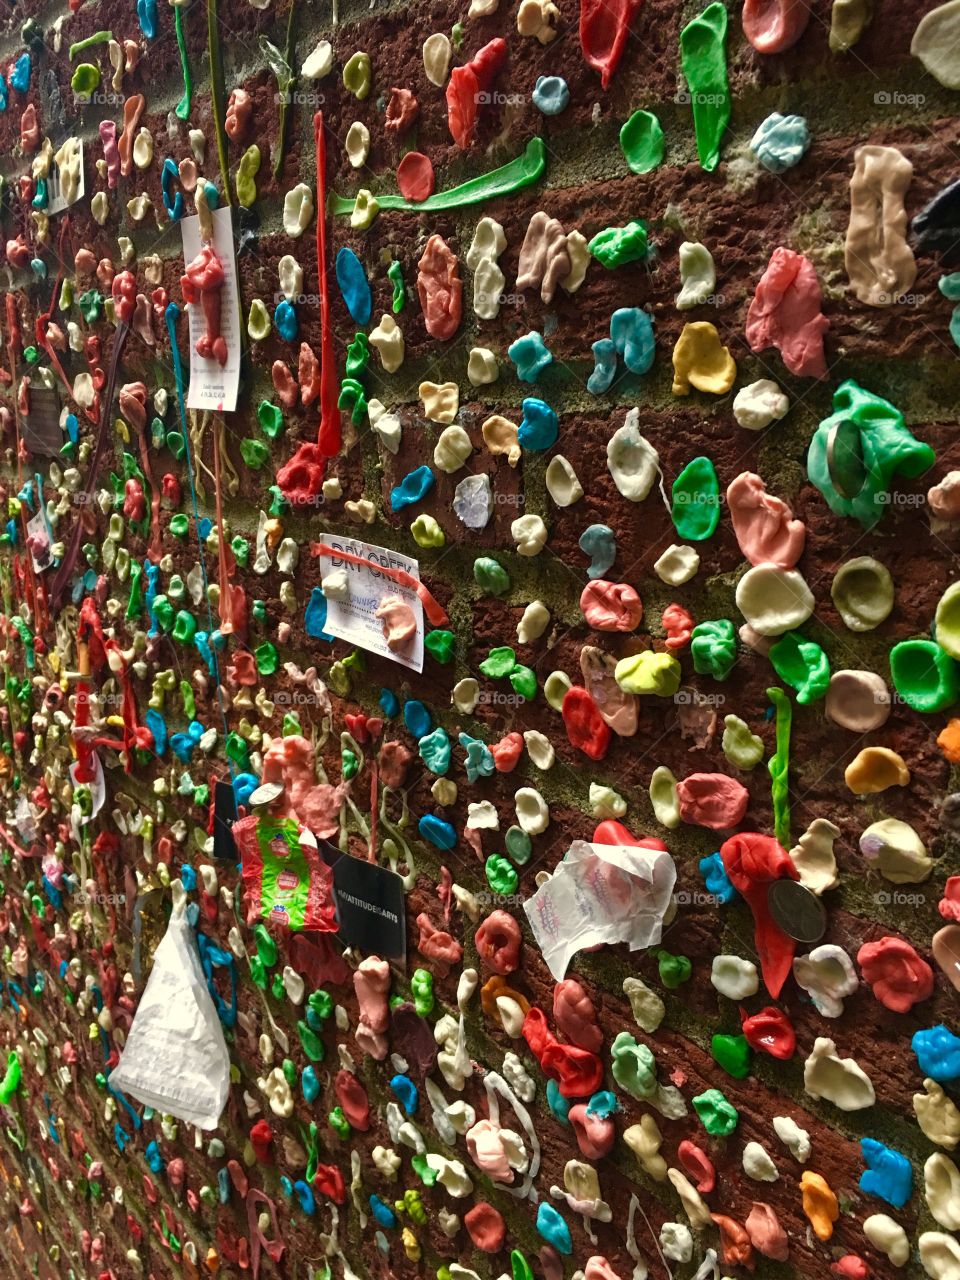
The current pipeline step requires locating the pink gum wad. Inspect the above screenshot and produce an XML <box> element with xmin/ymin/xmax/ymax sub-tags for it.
<box><xmin>260</xmin><ymin>733</ymin><xmax>350</xmax><ymax>838</ymax></box>
<box><xmin>354</xmin><ymin>957</ymin><xmax>391</xmax><ymax>1059</ymax></box>
<box><xmin>727</xmin><ymin>471</ymin><xmax>806</xmax><ymax>569</ymax></box>
<box><xmin>416</xmin><ymin>235</ymin><xmax>462</xmax><ymax>341</ymax></box>
<box><xmin>745</xmin><ymin>247</ymin><xmax>828</xmax><ymax>378</ymax></box>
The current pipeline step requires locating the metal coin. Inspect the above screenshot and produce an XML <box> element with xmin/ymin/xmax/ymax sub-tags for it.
<box><xmin>248</xmin><ymin>781</ymin><xmax>284</xmax><ymax>807</ymax></box>
<box><xmin>767</xmin><ymin>879</ymin><xmax>827</xmax><ymax>944</ymax></box>
<box><xmin>826</xmin><ymin>417</ymin><xmax>866</xmax><ymax>500</ymax></box>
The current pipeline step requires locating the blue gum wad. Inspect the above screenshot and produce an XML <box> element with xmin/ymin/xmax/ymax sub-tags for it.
<box><xmin>680</xmin><ymin>2</ymin><xmax>730</xmax><ymax>172</ymax></box>
<box><xmin>546</xmin><ymin>1079</ymin><xmax>571</xmax><ymax>1123</ymax></box>
<box><xmin>807</xmin><ymin>380</ymin><xmax>935</xmax><ymax>529</ymax></box>
<box><xmin>536</xmin><ymin>1203</ymin><xmax>572</xmax><ymax>1255</ymax></box>
<box><xmin>304</xmin><ymin>588</ymin><xmax>334</xmax><ymax>641</ymax></box>
<box><xmin>913</xmin><ymin>1025</ymin><xmax>960</xmax><ymax>1082</ymax></box>
<box><xmin>508</xmin><ymin>331</ymin><xmax>553</xmax><ymax>382</ymax></box>
<box><xmin>699</xmin><ymin>850</ymin><xmax>738</xmax><ymax>903</ymax></box>
<box><xmin>390</xmin><ymin>1073</ymin><xmax>419</xmax><ymax>1116</ymax></box>
<box><xmin>532</xmin><ymin>75</ymin><xmax>569</xmax><ymax>115</ymax></box>
<box><xmin>518</xmin><ymin>397</ymin><xmax>558</xmax><ymax>450</ymax></box>
<box><xmin>403</xmin><ymin>700</ymin><xmax>432</xmax><ymax>738</ymax></box>
<box><xmin>10</xmin><ymin>53</ymin><xmax>31</xmax><ymax>93</ymax></box>
<box><xmin>611</xmin><ymin>307</ymin><xmax>655</xmax><ymax>373</ymax></box>
<box><xmin>859</xmin><ymin>1138</ymin><xmax>913</xmax><ymax>1208</ymax></box>
<box><xmin>939</xmin><ymin>272</ymin><xmax>960</xmax><ymax>349</ymax></box>
<box><xmin>335</xmin><ymin>247</ymin><xmax>372</xmax><ymax>325</ymax></box>
<box><xmin>418</xmin><ymin>726</ymin><xmax>451</xmax><ymax>774</ymax></box>
<box><xmin>579</xmin><ymin>525</ymin><xmax>617</xmax><ymax>578</ymax></box>
<box><xmin>390</xmin><ymin>465</ymin><xmax>435</xmax><ymax>511</ymax></box>
<box><xmin>588</xmin><ymin>339</ymin><xmax>617</xmax><ymax>394</ymax></box>
<box><xmin>750</xmin><ymin>112</ymin><xmax>810</xmax><ymax>173</ymax></box>
<box><xmin>274</xmin><ymin>299</ymin><xmax>298</xmax><ymax>341</ymax></box>
<box><xmin>418</xmin><ymin>813</ymin><xmax>456</xmax><ymax>849</ymax></box>
<box><xmin>459</xmin><ymin>733</ymin><xmax>495</xmax><ymax>781</ymax></box>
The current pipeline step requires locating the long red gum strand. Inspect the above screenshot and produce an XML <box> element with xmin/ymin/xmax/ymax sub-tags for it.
<box><xmin>314</xmin><ymin>112</ymin><xmax>340</xmax><ymax>458</ymax></box>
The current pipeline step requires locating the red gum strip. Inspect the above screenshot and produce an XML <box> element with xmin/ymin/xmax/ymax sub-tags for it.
<box><xmin>579</xmin><ymin>0</ymin><xmax>643</xmax><ymax>89</ymax></box>
<box><xmin>314</xmin><ymin>112</ymin><xmax>340</xmax><ymax>459</ymax></box>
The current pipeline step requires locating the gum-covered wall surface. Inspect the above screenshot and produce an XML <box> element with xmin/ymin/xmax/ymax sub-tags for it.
<box><xmin>2</xmin><ymin>0</ymin><xmax>960</xmax><ymax>1277</ymax></box>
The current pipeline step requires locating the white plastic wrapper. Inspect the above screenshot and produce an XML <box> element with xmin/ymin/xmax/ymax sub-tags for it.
<box><xmin>523</xmin><ymin>840</ymin><xmax>677</xmax><ymax>981</ymax></box>
<box><xmin>109</xmin><ymin>907</ymin><xmax>230</xmax><ymax>1129</ymax></box>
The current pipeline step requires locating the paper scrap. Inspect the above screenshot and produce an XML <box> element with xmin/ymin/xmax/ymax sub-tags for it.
<box><xmin>523</xmin><ymin>840</ymin><xmax>677</xmax><ymax>980</ymax></box>
<box><xmin>315</xmin><ymin>536</ymin><xmax>425</xmax><ymax>672</ymax></box>
<box><xmin>181</xmin><ymin>205</ymin><xmax>242</xmax><ymax>413</ymax></box>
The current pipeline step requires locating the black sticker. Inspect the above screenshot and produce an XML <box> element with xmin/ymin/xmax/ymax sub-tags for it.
<box><xmin>332</xmin><ymin>855</ymin><xmax>406</xmax><ymax>959</ymax></box>
<box><xmin>213</xmin><ymin>780</ymin><xmax>239</xmax><ymax>861</ymax></box>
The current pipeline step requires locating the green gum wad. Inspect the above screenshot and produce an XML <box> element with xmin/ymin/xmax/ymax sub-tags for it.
<box><xmin>343</xmin><ymin>51</ymin><xmax>372</xmax><ymax>99</ymax></box>
<box><xmin>769</xmin><ymin>631</ymin><xmax>830</xmax><ymax>704</ymax></box>
<box><xmin>767</xmin><ymin>686</ymin><xmax>792</xmax><ymax>848</ymax></box>
<box><xmin>424</xmin><ymin>629</ymin><xmax>455</xmax><ymax>663</ymax></box>
<box><xmin>257</xmin><ymin>401</ymin><xmax>284</xmax><ymax>439</ymax></box>
<box><xmin>655</xmin><ymin>949</ymin><xmax>691</xmax><ymax>988</ymax></box>
<box><xmin>890</xmin><ymin>638</ymin><xmax>960</xmax><ymax>713</ymax></box>
<box><xmin>690</xmin><ymin>618</ymin><xmax>736</xmax><ymax>681</ymax></box>
<box><xmin>588</xmin><ymin>220</ymin><xmax>648</xmax><ymax>268</ymax></box>
<box><xmin>485</xmin><ymin>854</ymin><xmax>518</xmax><ymax>895</ymax></box>
<box><xmin>806</xmin><ymin>379</ymin><xmax>935</xmax><ymax>529</ymax></box>
<box><xmin>240</xmin><ymin>438</ymin><xmax>269</xmax><ymax>468</ymax></box>
<box><xmin>329</xmin><ymin>1105</ymin><xmax>350</xmax><ymax>1138</ymax></box>
<box><xmin>410</xmin><ymin>968</ymin><xmax>434</xmax><ymax>1016</ymax></box>
<box><xmin>388</xmin><ymin>260</ymin><xmax>405</xmax><ymax>312</ymax></box>
<box><xmin>711</xmin><ymin>1033</ymin><xmax>751</xmax><ymax>1078</ymax></box>
<box><xmin>672</xmin><ymin>455</ymin><xmax>720</xmax><ymax>540</ymax></box>
<box><xmin>480</xmin><ymin>646</ymin><xmax>516</xmax><ymax>678</ymax></box>
<box><xmin>474</xmin><ymin>557</ymin><xmax>511</xmax><ymax>596</ymax></box>
<box><xmin>620</xmin><ymin>109</ymin><xmax>664</xmax><ymax>175</ymax></box>
<box><xmin>236</xmin><ymin>145</ymin><xmax>260</xmax><ymax>207</ymax></box>
<box><xmin>329</xmin><ymin>138</ymin><xmax>547</xmax><ymax>218</ymax></box>
<box><xmin>610</xmin><ymin>1030</ymin><xmax>657</xmax><ymax>1099</ymax></box>
<box><xmin>680</xmin><ymin>2</ymin><xmax>730</xmax><ymax>172</ymax></box>
<box><xmin>722</xmin><ymin>714</ymin><xmax>764</xmax><ymax>769</ymax></box>
<box><xmin>693</xmin><ymin>1086</ymin><xmax>738</xmax><ymax>1134</ymax></box>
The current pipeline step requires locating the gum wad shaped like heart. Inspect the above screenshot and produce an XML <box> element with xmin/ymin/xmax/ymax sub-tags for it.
<box><xmin>807</xmin><ymin>379</ymin><xmax>935</xmax><ymax>528</ymax></box>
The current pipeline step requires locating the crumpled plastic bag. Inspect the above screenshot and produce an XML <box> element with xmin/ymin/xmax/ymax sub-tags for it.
<box><xmin>109</xmin><ymin>906</ymin><xmax>230</xmax><ymax>1129</ymax></box>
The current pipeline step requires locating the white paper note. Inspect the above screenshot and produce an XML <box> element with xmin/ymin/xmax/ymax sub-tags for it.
<box><xmin>315</xmin><ymin>536</ymin><xmax>425</xmax><ymax>672</ymax></box>
<box><xmin>181</xmin><ymin>206</ymin><xmax>241</xmax><ymax>413</ymax></box>
<box><xmin>524</xmin><ymin>840</ymin><xmax>677</xmax><ymax>981</ymax></box>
